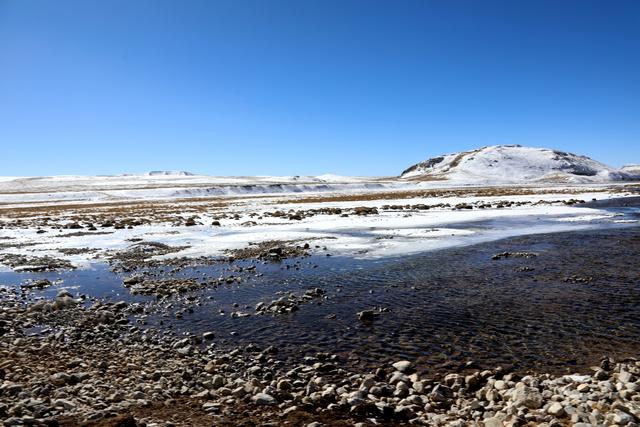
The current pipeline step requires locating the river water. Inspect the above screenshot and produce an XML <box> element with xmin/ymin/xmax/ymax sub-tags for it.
<box><xmin>2</xmin><ymin>198</ymin><xmax>639</xmax><ymax>377</ymax></box>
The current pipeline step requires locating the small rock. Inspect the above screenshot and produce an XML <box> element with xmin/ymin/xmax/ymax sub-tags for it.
<box><xmin>512</xmin><ymin>385</ymin><xmax>543</xmax><ymax>409</ymax></box>
<box><xmin>392</xmin><ymin>360</ymin><xmax>412</xmax><ymax>373</ymax></box>
<box><xmin>547</xmin><ymin>402</ymin><xmax>564</xmax><ymax>417</ymax></box>
<box><xmin>593</xmin><ymin>369</ymin><xmax>608</xmax><ymax>380</ymax></box>
<box><xmin>357</xmin><ymin>310</ymin><xmax>375</xmax><ymax>321</ymax></box>
<box><xmin>251</xmin><ymin>392</ymin><xmax>276</xmax><ymax>405</ymax></box>
<box><xmin>211</xmin><ymin>375</ymin><xmax>225</xmax><ymax>389</ymax></box>
<box><xmin>49</xmin><ymin>372</ymin><xmax>72</xmax><ymax>386</ymax></box>
<box><xmin>53</xmin><ymin>399</ymin><xmax>77</xmax><ymax>411</ymax></box>
<box><xmin>483</xmin><ymin>417</ymin><xmax>503</xmax><ymax>427</ymax></box>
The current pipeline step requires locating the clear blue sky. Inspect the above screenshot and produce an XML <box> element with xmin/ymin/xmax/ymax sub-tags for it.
<box><xmin>1</xmin><ymin>0</ymin><xmax>639</xmax><ymax>176</ymax></box>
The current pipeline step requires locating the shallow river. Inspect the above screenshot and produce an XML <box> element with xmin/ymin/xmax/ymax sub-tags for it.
<box><xmin>2</xmin><ymin>198</ymin><xmax>639</xmax><ymax>377</ymax></box>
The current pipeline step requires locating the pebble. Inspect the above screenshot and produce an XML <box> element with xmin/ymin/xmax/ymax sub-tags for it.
<box><xmin>483</xmin><ymin>417</ymin><xmax>503</xmax><ymax>427</ymax></box>
<box><xmin>392</xmin><ymin>360</ymin><xmax>412</xmax><ymax>372</ymax></box>
<box><xmin>357</xmin><ymin>310</ymin><xmax>375</xmax><ymax>321</ymax></box>
<box><xmin>251</xmin><ymin>392</ymin><xmax>276</xmax><ymax>405</ymax></box>
<box><xmin>3</xmin><ymin>278</ymin><xmax>639</xmax><ymax>427</ymax></box>
<box><xmin>547</xmin><ymin>402</ymin><xmax>564</xmax><ymax>417</ymax></box>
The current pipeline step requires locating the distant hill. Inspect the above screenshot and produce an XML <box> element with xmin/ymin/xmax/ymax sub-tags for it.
<box><xmin>621</xmin><ymin>165</ymin><xmax>640</xmax><ymax>176</ymax></box>
<box><xmin>400</xmin><ymin>145</ymin><xmax>639</xmax><ymax>184</ymax></box>
<box><xmin>146</xmin><ymin>171</ymin><xmax>195</xmax><ymax>176</ymax></box>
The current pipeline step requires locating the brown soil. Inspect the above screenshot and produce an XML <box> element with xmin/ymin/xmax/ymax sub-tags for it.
<box><xmin>275</xmin><ymin>185</ymin><xmax>618</xmax><ymax>205</ymax></box>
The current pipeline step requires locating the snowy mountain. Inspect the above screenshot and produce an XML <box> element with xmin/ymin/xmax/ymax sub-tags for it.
<box><xmin>400</xmin><ymin>145</ymin><xmax>638</xmax><ymax>184</ymax></box>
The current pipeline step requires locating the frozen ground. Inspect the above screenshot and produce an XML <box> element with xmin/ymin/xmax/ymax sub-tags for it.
<box><xmin>1</xmin><ymin>172</ymin><xmax>639</xmax><ymax>271</ymax></box>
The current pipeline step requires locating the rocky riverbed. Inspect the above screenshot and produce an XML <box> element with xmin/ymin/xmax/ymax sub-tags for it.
<box><xmin>1</xmin><ymin>293</ymin><xmax>639</xmax><ymax>427</ymax></box>
<box><xmin>1</xmin><ymin>226</ymin><xmax>639</xmax><ymax>426</ymax></box>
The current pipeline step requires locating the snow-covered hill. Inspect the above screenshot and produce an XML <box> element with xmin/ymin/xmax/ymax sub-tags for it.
<box><xmin>621</xmin><ymin>165</ymin><xmax>640</xmax><ymax>176</ymax></box>
<box><xmin>146</xmin><ymin>170</ymin><xmax>195</xmax><ymax>176</ymax></box>
<box><xmin>401</xmin><ymin>145</ymin><xmax>638</xmax><ymax>184</ymax></box>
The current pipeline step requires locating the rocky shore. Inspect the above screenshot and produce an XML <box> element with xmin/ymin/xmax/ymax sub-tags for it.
<box><xmin>1</xmin><ymin>288</ymin><xmax>639</xmax><ymax>427</ymax></box>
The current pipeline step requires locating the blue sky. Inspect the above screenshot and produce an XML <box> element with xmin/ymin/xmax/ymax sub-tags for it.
<box><xmin>1</xmin><ymin>0</ymin><xmax>639</xmax><ymax>176</ymax></box>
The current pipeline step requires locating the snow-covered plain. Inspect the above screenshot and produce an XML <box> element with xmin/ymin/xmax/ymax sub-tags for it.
<box><xmin>2</xmin><ymin>144</ymin><xmax>639</xmax><ymax>270</ymax></box>
<box><xmin>0</xmin><ymin>171</ymin><xmax>638</xmax><ymax>271</ymax></box>
<box><xmin>0</xmin><ymin>173</ymin><xmax>402</xmax><ymax>207</ymax></box>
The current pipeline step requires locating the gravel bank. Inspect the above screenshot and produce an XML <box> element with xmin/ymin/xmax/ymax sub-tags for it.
<box><xmin>1</xmin><ymin>290</ymin><xmax>639</xmax><ymax>426</ymax></box>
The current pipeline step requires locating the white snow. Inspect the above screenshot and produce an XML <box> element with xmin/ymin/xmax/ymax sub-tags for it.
<box><xmin>0</xmin><ymin>188</ymin><xmax>635</xmax><ymax>269</ymax></box>
<box><xmin>621</xmin><ymin>165</ymin><xmax>640</xmax><ymax>177</ymax></box>
<box><xmin>553</xmin><ymin>213</ymin><xmax>620</xmax><ymax>222</ymax></box>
